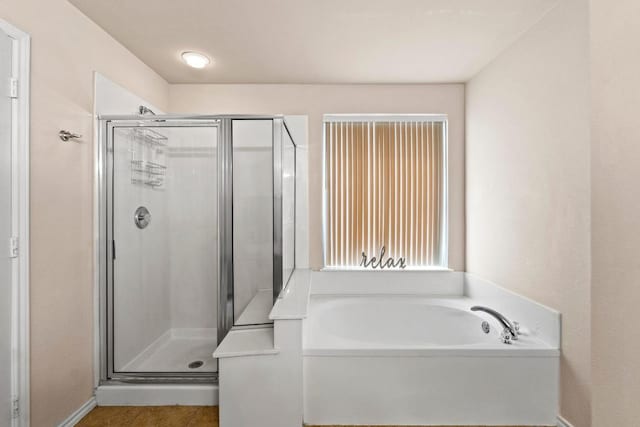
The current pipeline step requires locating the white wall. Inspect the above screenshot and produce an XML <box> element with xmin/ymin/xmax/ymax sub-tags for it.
<box><xmin>94</xmin><ymin>73</ymin><xmax>163</xmax><ymax>116</ymax></box>
<box><xmin>465</xmin><ymin>0</ymin><xmax>590</xmax><ymax>425</ymax></box>
<box><xmin>591</xmin><ymin>0</ymin><xmax>640</xmax><ymax>424</ymax></box>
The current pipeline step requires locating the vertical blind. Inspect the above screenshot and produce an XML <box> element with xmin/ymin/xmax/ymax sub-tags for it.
<box><xmin>324</xmin><ymin>116</ymin><xmax>447</xmax><ymax>268</ymax></box>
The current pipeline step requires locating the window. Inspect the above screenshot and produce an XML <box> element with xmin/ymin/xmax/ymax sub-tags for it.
<box><xmin>323</xmin><ymin>114</ymin><xmax>447</xmax><ymax>269</ymax></box>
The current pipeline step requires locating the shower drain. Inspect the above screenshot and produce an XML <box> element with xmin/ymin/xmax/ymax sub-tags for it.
<box><xmin>188</xmin><ymin>360</ymin><xmax>204</xmax><ymax>369</ymax></box>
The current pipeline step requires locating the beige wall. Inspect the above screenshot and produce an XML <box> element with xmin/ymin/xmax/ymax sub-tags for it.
<box><xmin>591</xmin><ymin>0</ymin><xmax>640</xmax><ymax>425</ymax></box>
<box><xmin>465</xmin><ymin>1</ymin><xmax>590</xmax><ymax>426</ymax></box>
<box><xmin>0</xmin><ymin>1</ymin><xmax>169</xmax><ymax>425</ymax></box>
<box><xmin>4</xmin><ymin>1</ymin><xmax>620</xmax><ymax>425</ymax></box>
<box><xmin>169</xmin><ymin>84</ymin><xmax>465</xmax><ymax>271</ymax></box>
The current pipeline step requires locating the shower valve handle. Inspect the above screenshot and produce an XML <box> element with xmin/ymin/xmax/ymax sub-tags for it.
<box><xmin>134</xmin><ymin>206</ymin><xmax>151</xmax><ymax>229</ymax></box>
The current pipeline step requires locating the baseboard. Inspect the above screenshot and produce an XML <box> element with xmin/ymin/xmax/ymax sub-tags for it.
<box><xmin>557</xmin><ymin>415</ymin><xmax>575</xmax><ymax>427</ymax></box>
<box><xmin>57</xmin><ymin>397</ymin><xmax>97</xmax><ymax>427</ymax></box>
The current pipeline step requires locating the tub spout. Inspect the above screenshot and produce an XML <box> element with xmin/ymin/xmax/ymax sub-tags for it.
<box><xmin>470</xmin><ymin>306</ymin><xmax>520</xmax><ymax>343</ymax></box>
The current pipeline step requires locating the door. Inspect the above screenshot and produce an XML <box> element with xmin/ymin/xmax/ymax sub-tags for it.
<box><xmin>105</xmin><ymin>120</ymin><xmax>223</xmax><ymax>380</ymax></box>
<box><xmin>0</xmin><ymin>28</ymin><xmax>14</xmax><ymax>426</ymax></box>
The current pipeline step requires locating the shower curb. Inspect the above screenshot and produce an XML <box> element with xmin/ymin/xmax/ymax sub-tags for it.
<box><xmin>95</xmin><ymin>384</ymin><xmax>218</xmax><ymax>406</ymax></box>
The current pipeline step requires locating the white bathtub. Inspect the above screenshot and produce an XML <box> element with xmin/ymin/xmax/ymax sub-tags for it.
<box><xmin>303</xmin><ymin>294</ymin><xmax>559</xmax><ymax>426</ymax></box>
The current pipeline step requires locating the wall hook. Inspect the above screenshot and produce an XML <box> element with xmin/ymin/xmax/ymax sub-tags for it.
<box><xmin>59</xmin><ymin>130</ymin><xmax>82</xmax><ymax>142</ymax></box>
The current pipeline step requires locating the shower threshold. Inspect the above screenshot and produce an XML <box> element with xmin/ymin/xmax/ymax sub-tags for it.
<box><xmin>96</xmin><ymin>383</ymin><xmax>219</xmax><ymax>406</ymax></box>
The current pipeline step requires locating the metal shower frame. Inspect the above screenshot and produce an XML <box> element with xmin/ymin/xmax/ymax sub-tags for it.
<box><xmin>96</xmin><ymin>115</ymin><xmax>296</xmax><ymax>384</ymax></box>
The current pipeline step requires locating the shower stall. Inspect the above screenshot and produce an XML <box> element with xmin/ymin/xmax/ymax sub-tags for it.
<box><xmin>97</xmin><ymin>115</ymin><xmax>296</xmax><ymax>383</ymax></box>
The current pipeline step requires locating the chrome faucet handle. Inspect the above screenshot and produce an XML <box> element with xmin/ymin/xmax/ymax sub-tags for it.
<box><xmin>500</xmin><ymin>329</ymin><xmax>513</xmax><ymax>344</ymax></box>
<box><xmin>471</xmin><ymin>306</ymin><xmax>519</xmax><ymax>341</ymax></box>
<box><xmin>513</xmin><ymin>321</ymin><xmax>521</xmax><ymax>335</ymax></box>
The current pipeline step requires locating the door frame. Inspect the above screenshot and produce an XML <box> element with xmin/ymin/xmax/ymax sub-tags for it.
<box><xmin>0</xmin><ymin>19</ymin><xmax>30</xmax><ymax>427</ymax></box>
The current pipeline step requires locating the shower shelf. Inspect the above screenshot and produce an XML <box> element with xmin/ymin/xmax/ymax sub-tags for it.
<box><xmin>131</xmin><ymin>160</ymin><xmax>167</xmax><ymax>175</ymax></box>
<box><xmin>129</xmin><ymin>127</ymin><xmax>168</xmax><ymax>189</ymax></box>
<box><xmin>131</xmin><ymin>177</ymin><xmax>164</xmax><ymax>187</ymax></box>
<box><xmin>131</xmin><ymin>160</ymin><xmax>166</xmax><ymax>187</ymax></box>
<box><xmin>130</xmin><ymin>127</ymin><xmax>168</xmax><ymax>148</ymax></box>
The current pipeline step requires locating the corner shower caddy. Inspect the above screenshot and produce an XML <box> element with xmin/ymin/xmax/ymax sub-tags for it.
<box><xmin>129</xmin><ymin>127</ymin><xmax>168</xmax><ymax>188</ymax></box>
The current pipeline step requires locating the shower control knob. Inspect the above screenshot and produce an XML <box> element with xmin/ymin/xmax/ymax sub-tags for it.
<box><xmin>134</xmin><ymin>206</ymin><xmax>151</xmax><ymax>229</ymax></box>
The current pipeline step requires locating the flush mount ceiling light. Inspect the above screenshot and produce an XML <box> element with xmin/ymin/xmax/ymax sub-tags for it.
<box><xmin>181</xmin><ymin>51</ymin><xmax>211</xmax><ymax>69</ymax></box>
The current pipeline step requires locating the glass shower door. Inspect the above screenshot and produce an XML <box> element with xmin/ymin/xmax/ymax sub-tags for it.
<box><xmin>107</xmin><ymin>121</ymin><xmax>220</xmax><ymax>378</ymax></box>
<box><xmin>232</xmin><ymin>119</ymin><xmax>274</xmax><ymax>326</ymax></box>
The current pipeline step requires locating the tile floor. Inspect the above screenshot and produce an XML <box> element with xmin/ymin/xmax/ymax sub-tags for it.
<box><xmin>76</xmin><ymin>406</ymin><xmax>217</xmax><ymax>427</ymax></box>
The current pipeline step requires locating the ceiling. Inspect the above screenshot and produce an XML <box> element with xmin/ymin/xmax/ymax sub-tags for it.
<box><xmin>69</xmin><ymin>0</ymin><xmax>558</xmax><ymax>84</ymax></box>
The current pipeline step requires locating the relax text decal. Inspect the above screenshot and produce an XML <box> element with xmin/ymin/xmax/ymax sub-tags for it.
<box><xmin>360</xmin><ymin>246</ymin><xmax>407</xmax><ymax>270</ymax></box>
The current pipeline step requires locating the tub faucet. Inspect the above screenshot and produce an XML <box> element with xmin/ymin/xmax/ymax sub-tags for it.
<box><xmin>470</xmin><ymin>306</ymin><xmax>520</xmax><ymax>344</ymax></box>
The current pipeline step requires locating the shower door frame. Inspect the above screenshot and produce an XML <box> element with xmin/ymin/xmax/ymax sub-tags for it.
<box><xmin>99</xmin><ymin>117</ymin><xmax>228</xmax><ymax>383</ymax></box>
<box><xmin>97</xmin><ymin>115</ymin><xmax>292</xmax><ymax>384</ymax></box>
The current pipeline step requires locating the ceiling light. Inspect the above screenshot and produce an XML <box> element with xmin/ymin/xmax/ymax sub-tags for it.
<box><xmin>181</xmin><ymin>51</ymin><xmax>211</xmax><ymax>69</ymax></box>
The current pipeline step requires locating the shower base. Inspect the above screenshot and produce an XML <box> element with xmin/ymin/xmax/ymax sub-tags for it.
<box><xmin>121</xmin><ymin>328</ymin><xmax>218</xmax><ymax>373</ymax></box>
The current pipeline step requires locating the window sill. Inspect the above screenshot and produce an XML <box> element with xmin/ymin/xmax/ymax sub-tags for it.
<box><xmin>320</xmin><ymin>266</ymin><xmax>454</xmax><ymax>272</ymax></box>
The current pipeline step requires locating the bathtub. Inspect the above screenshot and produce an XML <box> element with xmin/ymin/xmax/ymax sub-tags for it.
<box><xmin>303</xmin><ymin>294</ymin><xmax>559</xmax><ymax>426</ymax></box>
